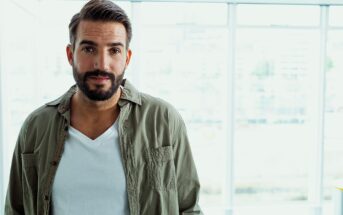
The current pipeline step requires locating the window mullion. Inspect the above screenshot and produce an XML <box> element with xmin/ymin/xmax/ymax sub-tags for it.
<box><xmin>308</xmin><ymin>5</ymin><xmax>329</xmax><ymax>215</ymax></box>
<box><xmin>225</xmin><ymin>3</ymin><xmax>237</xmax><ymax>215</ymax></box>
<box><xmin>0</xmin><ymin>0</ymin><xmax>6</xmax><ymax>209</ymax></box>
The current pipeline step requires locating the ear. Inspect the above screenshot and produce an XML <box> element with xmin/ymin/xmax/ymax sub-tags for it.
<box><xmin>66</xmin><ymin>44</ymin><xmax>74</xmax><ymax>66</ymax></box>
<box><xmin>125</xmin><ymin>49</ymin><xmax>132</xmax><ymax>67</ymax></box>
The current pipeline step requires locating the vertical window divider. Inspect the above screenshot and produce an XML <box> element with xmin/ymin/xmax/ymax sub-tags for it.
<box><xmin>309</xmin><ymin>4</ymin><xmax>329</xmax><ymax>215</ymax></box>
<box><xmin>0</xmin><ymin>0</ymin><xmax>6</xmax><ymax>209</ymax></box>
<box><xmin>225</xmin><ymin>3</ymin><xmax>237</xmax><ymax>215</ymax></box>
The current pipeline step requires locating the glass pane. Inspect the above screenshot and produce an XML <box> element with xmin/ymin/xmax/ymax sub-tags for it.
<box><xmin>140</xmin><ymin>2</ymin><xmax>227</xmax><ymax>26</ymax></box>
<box><xmin>1</xmin><ymin>0</ymin><xmax>40</xmax><ymax>199</ymax></box>
<box><xmin>237</xmin><ymin>4</ymin><xmax>320</xmax><ymax>27</ymax></box>
<box><xmin>235</xmin><ymin>205</ymin><xmax>311</xmax><ymax>215</ymax></box>
<box><xmin>139</xmin><ymin>2</ymin><xmax>229</xmax><ymax>209</ymax></box>
<box><xmin>234</xmin><ymin>26</ymin><xmax>320</xmax><ymax>205</ymax></box>
<box><xmin>324</xmin><ymin>30</ymin><xmax>343</xmax><ymax>206</ymax></box>
<box><xmin>329</xmin><ymin>6</ymin><xmax>343</xmax><ymax>27</ymax></box>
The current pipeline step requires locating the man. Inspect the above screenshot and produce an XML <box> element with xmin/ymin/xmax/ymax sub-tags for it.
<box><xmin>5</xmin><ymin>0</ymin><xmax>202</xmax><ymax>214</ymax></box>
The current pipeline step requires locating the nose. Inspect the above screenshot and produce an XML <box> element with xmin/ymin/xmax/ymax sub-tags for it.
<box><xmin>94</xmin><ymin>51</ymin><xmax>110</xmax><ymax>71</ymax></box>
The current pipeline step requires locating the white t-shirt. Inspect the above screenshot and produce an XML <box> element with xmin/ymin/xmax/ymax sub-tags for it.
<box><xmin>52</xmin><ymin>121</ymin><xmax>130</xmax><ymax>215</ymax></box>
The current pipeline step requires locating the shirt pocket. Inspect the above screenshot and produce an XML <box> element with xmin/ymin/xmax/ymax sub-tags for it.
<box><xmin>21</xmin><ymin>153</ymin><xmax>38</xmax><ymax>195</ymax></box>
<box><xmin>145</xmin><ymin>145</ymin><xmax>176</xmax><ymax>191</ymax></box>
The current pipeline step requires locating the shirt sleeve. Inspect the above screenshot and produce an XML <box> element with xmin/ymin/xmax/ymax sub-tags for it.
<box><xmin>172</xmin><ymin>117</ymin><xmax>203</xmax><ymax>214</ymax></box>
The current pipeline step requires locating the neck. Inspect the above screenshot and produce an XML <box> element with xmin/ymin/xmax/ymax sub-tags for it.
<box><xmin>69</xmin><ymin>88</ymin><xmax>122</xmax><ymax>139</ymax></box>
<box><xmin>71</xmin><ymin>87</ymin><xmax>122</xmax><ymax>121</ymax></box>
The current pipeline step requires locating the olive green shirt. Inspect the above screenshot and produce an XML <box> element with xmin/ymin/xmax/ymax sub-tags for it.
<box><xmin>5</xmin><ymin>80</ymin><xmax>202</xmax><ymax>215</ymax></box>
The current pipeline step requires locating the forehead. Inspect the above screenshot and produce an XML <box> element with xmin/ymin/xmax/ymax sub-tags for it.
<box><xmin>76</xmin><ymin>20</ymin><xmax>127</xmax><ymax>45</ymax></box>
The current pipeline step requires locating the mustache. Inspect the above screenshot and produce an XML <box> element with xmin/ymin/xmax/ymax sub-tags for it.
<box><xmin>83</xmin><ymin>70</ymin><xmax>115</xmax><ymax>80</ymax></box>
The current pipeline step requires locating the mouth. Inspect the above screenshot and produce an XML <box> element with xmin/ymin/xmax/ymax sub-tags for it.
<box><xmin>90</xmin><ymin>76</ymin><xmax>109</xmax><ymax>80</ymax></box>
<box><xmin>88</xmin><ymin>75</ymin><xmax>110</xmax><ymax>83</ymax></box>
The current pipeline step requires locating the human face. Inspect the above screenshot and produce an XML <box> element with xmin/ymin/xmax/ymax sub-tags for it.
<box><xmin>66</xmin><ymin>21</ymin><xmax>132</xmax><ymax>101</ymax></box>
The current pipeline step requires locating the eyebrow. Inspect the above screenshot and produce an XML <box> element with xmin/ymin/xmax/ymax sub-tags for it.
<box><xmin>79</xmin><ymin>40</ymin><xmax>125</xmax><ymax>48</ymax></box>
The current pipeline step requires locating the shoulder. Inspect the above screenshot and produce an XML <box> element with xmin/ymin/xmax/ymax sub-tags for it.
<box><xmin>28</xmin><ymin>104</ymin><xmax>59</xmax><ymax>122</ymax></box>
<box><xmin>139</xmin><ymin>92</ymin><xmax>185</xmax><ymax>127</ymax></box>
<box><xmin>140</xmin><ymin>92</ymin><xmax>171</xmax><ymax>109</ymax></box>
<box><xmin>16</xmin><ymin>103</ymin><xmax>59</xmax><ymax>151</ymax></box>
<box><xmin>22</xmin><ymin>86</ymin><xmax>75</xmax><ymax>128</ymax></box>
<box><xmin>140</xmin><ymin>92</ymin><xmax>177</xmax><ymax>114</ymax></box>
<box><xmin>20</xmin><ymin>103</ymin><xmax>59</xmax><ymax>134</ymax></box>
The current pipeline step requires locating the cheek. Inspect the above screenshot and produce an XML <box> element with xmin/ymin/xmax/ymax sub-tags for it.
<box><xmin>75</xmin><ymin>58</ymin><xmax>94</xmax><ymax>72</ymax></box>
<box><xmin>111</xmin><ymin>58</ymin><xmax>127</xmax><ymax>71</ymax></box>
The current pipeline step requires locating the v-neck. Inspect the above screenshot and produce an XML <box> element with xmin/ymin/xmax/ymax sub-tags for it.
<box><xmin>68</xmin><ymin>121</ymin><xmax>118</xmax><ymax>146</ymax></box>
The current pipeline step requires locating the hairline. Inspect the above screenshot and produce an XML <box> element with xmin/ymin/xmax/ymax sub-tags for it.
<box><xmin>71</xmin><ymin>19</ymin><xmax>130</xmax><ymax>51</ymax></box>
<box><xmin>73</xmin><ymin>20</ymin><xmax>129</xmax><ymax>49</ymax></box>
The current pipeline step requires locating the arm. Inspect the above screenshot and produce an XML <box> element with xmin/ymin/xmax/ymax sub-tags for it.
<box><xmin>173</xmin><ymin>120</ymin><xmax>203</xmax><ymax>214</ymax></box>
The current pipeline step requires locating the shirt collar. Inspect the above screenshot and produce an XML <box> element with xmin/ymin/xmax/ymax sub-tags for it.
<box><xmin>119</xmin><ymin>79</ymin><xmax>142</xmax><ymax>106</ymax></box>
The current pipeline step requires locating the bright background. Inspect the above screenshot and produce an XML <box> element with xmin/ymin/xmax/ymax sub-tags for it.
<box><xmin>1</xmin><ymin>0</ymin><xmax>343</xmax><ymax>214</ymax></box>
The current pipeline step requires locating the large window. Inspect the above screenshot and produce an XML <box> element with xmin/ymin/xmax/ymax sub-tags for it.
<box><xmin>0</xmin><ymin>1</ymin><xmax>342</xmax><ymax>215</ymax></box>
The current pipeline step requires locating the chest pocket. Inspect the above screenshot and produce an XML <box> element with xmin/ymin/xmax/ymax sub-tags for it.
<box><xmin>145</xmin><ymin>146</ymin><xmax>176</xmax><ymax>190</ymax></box>
<box><xmin>21</xmin><ymin>153</ymin><xmax>38</xmax><ymax>194</ymax></box>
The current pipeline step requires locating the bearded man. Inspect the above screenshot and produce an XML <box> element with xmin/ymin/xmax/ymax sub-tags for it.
<box><xmin>5</xmin><ymin>0</ymin><xmax>202</xmax><ymax>215</ymax></box>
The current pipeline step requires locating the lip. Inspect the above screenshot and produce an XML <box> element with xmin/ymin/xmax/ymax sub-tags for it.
<box><xmin>88</xmin><ymin>76</ymin><xmax>110</xmax><ymax>83</ymax></box>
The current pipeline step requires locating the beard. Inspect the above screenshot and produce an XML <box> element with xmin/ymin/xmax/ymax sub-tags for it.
<box><xmin>72</xmin><ymin>66</ymin><xmax>125</xmax><ymax>101</ymax></box>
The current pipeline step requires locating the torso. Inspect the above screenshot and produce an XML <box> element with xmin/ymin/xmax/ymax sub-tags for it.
<box><xmin>52</xmin><ymin>120</ymin><xmax>130</xmax><ymax>215</ymax></box>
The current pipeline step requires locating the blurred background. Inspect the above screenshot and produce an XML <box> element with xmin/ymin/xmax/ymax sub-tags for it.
<box><xmin>1</xmin><ymin>0</ymin><xmax>343</xmax><ymax>214</ymax></box>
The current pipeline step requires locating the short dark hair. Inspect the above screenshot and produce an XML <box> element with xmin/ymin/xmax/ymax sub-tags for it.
<box><xmin>68</xmin><ymin>0</ymin><xmax>132</xmax><ymax>49</ymax></box>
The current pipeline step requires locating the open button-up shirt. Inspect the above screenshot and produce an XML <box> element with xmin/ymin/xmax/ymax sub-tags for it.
<box><xmin>5</xmin><ymin>79</ymin><xmax>202</xmax><ymax>215</ymax></box>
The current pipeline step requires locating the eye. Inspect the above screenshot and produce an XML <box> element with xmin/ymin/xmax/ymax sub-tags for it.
<box><xmin>109</xmin><ymin>47</ymin><xmax>121</xmax><ymax>55</ymax></box>
<box><xmin>82</xmin><ymin>46</ymin><xmax>95</xmax><ymax>54</ymax></box>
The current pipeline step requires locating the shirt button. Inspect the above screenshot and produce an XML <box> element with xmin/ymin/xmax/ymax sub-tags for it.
<box><xmin>50</xmin><ymin>161</ymin><xmax>58</xmax><ymax>166</ymax></box>
<box><xmin>59</xmin><ymin>106</ymin><xmax>65</xmax><ymax>112</ymax></box>
<box><xmin>44</xmin><ymin>195</ymin><xmax>49</xmax><ymax>201</ymax></box>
